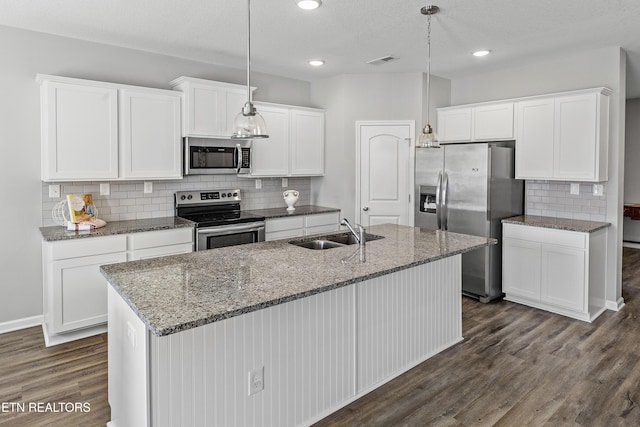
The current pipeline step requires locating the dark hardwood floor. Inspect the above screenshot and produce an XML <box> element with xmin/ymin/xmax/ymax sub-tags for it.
<box><xmin>1</xmin><ymin>248</ymin><xmax>639</xmax><ymax>426</ymax></box>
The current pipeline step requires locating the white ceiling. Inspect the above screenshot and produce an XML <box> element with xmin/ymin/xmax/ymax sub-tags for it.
<box><xmin>3</xmin><ymin>0</ymin><xmax>640</xmax><ymax>98</ymax></box>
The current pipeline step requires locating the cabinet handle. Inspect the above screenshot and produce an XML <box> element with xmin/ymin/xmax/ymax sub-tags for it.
<box><xmin>362</xmin><ymin>207</ymin><xmax>369</xmax><ymax>211</ymax></box>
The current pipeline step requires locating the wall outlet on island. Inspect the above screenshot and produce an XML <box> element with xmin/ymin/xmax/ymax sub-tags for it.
<box><xmin>248</xmin><ymin>366</ymin><xmax>264</xmax><ymax>396</ymax></box>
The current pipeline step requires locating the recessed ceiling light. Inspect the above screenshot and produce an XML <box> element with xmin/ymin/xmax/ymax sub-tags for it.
<box><xmin>298</xmin><ymin>0</ymin><xmax>321</xmax><ymax>10</ymax></box>
<box><xmin>472</xmin><ymin>50</ymin><xmax>491</xmax><ymax>57</ymax></box>
<box><xmin>309</xmin><ymin>59</ymin><xmax>325</xmax><ymax>66</ymax></box>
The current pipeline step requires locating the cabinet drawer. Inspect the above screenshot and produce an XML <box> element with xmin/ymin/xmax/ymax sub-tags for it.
<box><xmin>47</xmin><ymin>235</ymin><xmax>127</xmax><ymax>261</ymax></box>
<box><xmin>305</xmin><ymin>212</ymin><xmax>339</xmax><ymax>228</ymax></box>
<box><xmin>128</xmin><ymin>228</ymin><xmax>193</xmax><ymax>250</ymax></box>
<box><xmin>503</xmin><ymin>223</ymin><xmax>586</xmax><ymax>249</ymax></box>
<box><xmin>266</xmin><ymin>216</ymin><xmax>305</xmax><ymax>233</ymax></box>
<box><xmin>306</xmin><ymin>224</ymin><xmax>339</xmax><ymax>236</ymax></box>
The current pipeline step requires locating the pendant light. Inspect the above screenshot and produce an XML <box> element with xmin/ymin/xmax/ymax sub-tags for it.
<box><xmin>418</xmin><ymin>5</ymin><xmax>439</xmax><ymax>148</ymax></box>
<box><xmin>231</xmin><ymin>0</ymin><xmax>269</xmax><ymax>139</ymax></box>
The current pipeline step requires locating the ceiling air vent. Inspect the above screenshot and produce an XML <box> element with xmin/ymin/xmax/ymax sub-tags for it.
<box><xmin>366</xmin><ymin>55</ymin><xmax>398</xmax><ymax>66</ymax></box>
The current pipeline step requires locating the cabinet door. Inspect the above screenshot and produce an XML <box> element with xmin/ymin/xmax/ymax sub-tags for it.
<box><xmin>515</xmin><ymin>98</ymin><xmax>555</xmax><ymax>179</ymax></box>
<box><xmin>473</xmin><ymin>103</ymin><xmax>514</xmax><ymax>140</ymax></box>
<box><xmin>42</xmin><ymin>81</ymin><xmax>118</xmax><ymax>180</ymax></box>
<box><xmin>290</xmin><ymin>109</ymin><xmax>325</xmax><ymax>176</ymax></box>
<box><xmin>128</xmin><ymin>244</ymin><xmax>193</xmax><ymax>261</ymax></box>
<box><xmin>251</xmin><ymin>103</ymin><xmax>290</xmax><ymax>176</ymax></box>
<box><xmin>554</xmin><ymin>93</ymin><xmax>598</xmax><ymax>181</ymax></box>
<box><xmin>502</xmin><ymin>238</ymin><xmax>541</xmax><ymax>300</ymax></box>
<box><xmin>437</xmin><ymin>108</ymin><xmax>472</xmax><ymax>142</ymax></box>
<box><xmin>305</xmin><ymin>212</ymin><xmax>339</xmax><ymax>235</ymax></box>
<box><xmin>541</xmin><ymin>245</ymin><xmax>586</xmax><ymax>311</ymax></box>
<box><xmin>120</xmin><ymin>89</ymin><xmax>182</xmax><ymax>179</ymax></box>
<box><xmin>186</xmin><ymin>83</ymin><xmax>222</xmax><ymax>136</ymax></box>
<box><xmin>51</xmin><ymin>252</ymin><xmax>127</xmax><ymax>333</ymax></box>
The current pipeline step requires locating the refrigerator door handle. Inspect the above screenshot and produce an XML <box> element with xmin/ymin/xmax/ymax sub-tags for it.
<box><xmin>436</xmin><ymin>171</ymin><xmax>443</xmax><ymax>229</ymax></box>
<box><xmin>442</xmin><ymin>172</ymin><xmax>449</xmax><ymax>230</ymax></box>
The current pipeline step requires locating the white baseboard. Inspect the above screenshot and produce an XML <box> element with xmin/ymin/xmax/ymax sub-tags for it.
<box><xmin>623</xmin><ymin>241</ymin><xmax>640</xmax><ymax>249</ymax></box>
<box><xmin>0</xmin><ymin>315</ymin><xmax>43</xmax><ymax>335</ymax></box>
<box><xmin>605</xmin><ymin>297</ymin><xmax>625</xmax><ymax>311</ymax></box>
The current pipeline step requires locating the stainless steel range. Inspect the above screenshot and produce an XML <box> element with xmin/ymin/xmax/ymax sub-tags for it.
<box><xmin>175</xmin><ymin>189</ymin><xmax>265</xmax><ymax>251</ymax></box>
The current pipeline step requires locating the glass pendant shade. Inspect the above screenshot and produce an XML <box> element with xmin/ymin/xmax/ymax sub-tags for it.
<box><xmin>418</xmin><ymin>124</ymin><xmax>439</xmax><ymax>148</ymax></box>
<box><xmin>231</xmin><ymin>102</ymin><xmax>269</xmax><ymax>139</ymax></box>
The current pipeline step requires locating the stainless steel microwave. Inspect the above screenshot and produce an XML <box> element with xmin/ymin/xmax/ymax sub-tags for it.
<box><xmin>184</xmin><ymin>137</ymin><xmax>251</xmax><ymax>175</ymax></box>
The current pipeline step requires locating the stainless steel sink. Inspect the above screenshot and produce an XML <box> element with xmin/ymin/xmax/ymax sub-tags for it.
<box><xmin>289</xmin><ymin>232</ymin><xmax>384</xmax><ymax>250</ymax></box>
<box><xmin>291</xmin><ymin>240</ymin><xmax>346</xmax><ymax>250</ymax></box>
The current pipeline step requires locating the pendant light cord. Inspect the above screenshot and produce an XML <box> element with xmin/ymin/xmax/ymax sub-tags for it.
<box><xmin>246</xmin><ymin>0</ymin><xmax>252</xmax><ymax>105</ymax></box>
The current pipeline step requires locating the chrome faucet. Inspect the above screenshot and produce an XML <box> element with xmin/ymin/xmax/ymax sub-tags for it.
<box><xmin>340</xmin><ymin>218</ymin><xmax>366</xmax><ymax>263</ymax></box>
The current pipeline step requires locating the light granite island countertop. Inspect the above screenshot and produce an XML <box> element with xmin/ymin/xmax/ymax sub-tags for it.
<box><xmin>103</xmin><ymin>224</ymin><xmax>495</xmax><ymax>427</ymax></box>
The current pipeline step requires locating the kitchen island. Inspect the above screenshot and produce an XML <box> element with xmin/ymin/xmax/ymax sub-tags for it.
<box><xmin>102</xmin><ymin>224</ymin><xmax>494</xmax><ymax>427</ymax></box>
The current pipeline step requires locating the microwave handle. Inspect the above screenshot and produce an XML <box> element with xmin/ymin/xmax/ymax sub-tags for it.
<box><xmin>235</xmin><ymin>144</ymin><xmax>242</xmax><ymax>174</ymax></box>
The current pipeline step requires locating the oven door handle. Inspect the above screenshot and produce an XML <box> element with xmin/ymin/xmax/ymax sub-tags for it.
<box><xmin>197</xmin><ymin>221</ymin><xmax>265</xmax><ymax>237</ymax></box>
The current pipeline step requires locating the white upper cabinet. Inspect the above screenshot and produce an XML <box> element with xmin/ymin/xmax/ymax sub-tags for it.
<box><xmin>473</xmin><ymin>103</ymin><xmax>514</xmax><ymax>140</ymax></box>
<box><xmin>515</xmin><ymin>88</ymin><xmax>610</xmax><ymax>182</ymax></box>
<box><xmin>169</xmin><ymin>76</ymin><xmax>249</xmax><ymax>138</ymax></box>
<box><xmin>437</xmin><ymin>102</ymin><xmax>513</xmax><ymax>143</ymax></box>
<box><xmin>515</xmin><ymin>98</ymin><xmax>555</xmax><ymax>178</ymax></box>
<box><xmin>119</xmin><ymin>89</ymin><xmax>182</xmax><ymax>179</ymax></box>
<box><xmin>437</xmin><ymin>107</ymin><xmax>472</xmax><ymax>142</ymax></box>
<box><xmin>38</xmin><ymin>74</ymin><xmax>182</xmax><ymax>182</ymax></box>
<box><xmin>251</xmin><ymin>102</ymin><xmax>325</xmax><ymax>177</ymax></box>
<box><xmin>40</xmin><ymin>78</ymin><xmax>119</xmax><ymax>180</ymax></box>
<box><xmin>290</xmin><ymin>109</ymin><xmax>325</xmax><ymax>175</ymax></box>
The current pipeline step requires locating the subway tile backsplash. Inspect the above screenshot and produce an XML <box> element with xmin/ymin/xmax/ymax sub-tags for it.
<box><xmin>42</xmin><ymin>176</ymin><xmax>311</xmax><ymax>226</ymax></box>
<box><xmin>525</xmin><ymin>180</ymin><xmax>607</xmax><ymax>222</ymax></box>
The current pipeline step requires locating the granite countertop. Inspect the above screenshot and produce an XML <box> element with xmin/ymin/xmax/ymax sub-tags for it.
<box><xmin>502</xmin><ymin>215</ymin><xmax>610</xmax><ymax>233</ymax></box>
<box><xmin>39</xmin><ymin>216</ymin><xmax>194</xmax><ymax>242</ymax></box>
<box><xmin>101</xmin><ymin>223</ymin><xmax>495</xmax><ymax>337</ymax></box>
<box><xmin>245</xmin><ymin>205</ymin><xmax>340</xmax><ymax>219</ymax></box>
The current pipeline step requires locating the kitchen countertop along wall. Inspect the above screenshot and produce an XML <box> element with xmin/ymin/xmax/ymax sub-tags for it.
<box><xmin>502</xmin><ymin>215</ymin><xmax>610</xmax><ymax>233</ymax></box>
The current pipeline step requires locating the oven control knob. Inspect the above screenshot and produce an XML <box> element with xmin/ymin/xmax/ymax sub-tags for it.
<box><xmin>233</xmin><ymin>192</ymin><xmax>238</xmax><ymax>197</ymax></box>
<box><xmin>221</xmin><ymin>193</ymin><xmax>226</xmax><ymax>198</ymax></box>
<box><xmin>180</xmin><ymin>195</ymin><xmax>186</xmax><ymax>200</ymax></box>
<box><xmin>227</xmin><ymin>192</ymin><xmax>232</xmax><ymax>197</ymax></box>
<box><xmin>187</xmin><ymin>195</ymin><xmax>193</xmax><ymax>200</ymax></box>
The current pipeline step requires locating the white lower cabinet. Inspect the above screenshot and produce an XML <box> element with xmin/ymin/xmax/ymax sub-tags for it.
<box><xmin>42</xmin><ymin>228</ymin><xmax>193</xmax><ymax>346</ymax></box>
<box><xmin>265</xmin><ymin>212</ymin><xmax>340</xmax><ymax>241</ymax></box>
<box><xmin>502</xmin><ymin>223</ymin><xmax>607</xmax><ymax>322</ymax></box>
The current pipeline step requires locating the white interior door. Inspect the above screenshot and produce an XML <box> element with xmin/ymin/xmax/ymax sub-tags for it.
<box><xmin>357</xmin><ymin>121</ymin><xmax>414</xmax><ymax>227</ymax></box>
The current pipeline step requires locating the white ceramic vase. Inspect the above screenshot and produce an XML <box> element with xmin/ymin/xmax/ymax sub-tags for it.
<box><xmin>283</xmin><ymin>190</ymin><xmax>299</xmax><ymax>211</ymax></box>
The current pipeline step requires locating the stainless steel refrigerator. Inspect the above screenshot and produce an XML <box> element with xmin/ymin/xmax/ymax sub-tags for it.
<box><xmin>414</xmin><ymin>141</ymin><xmax>524</xmax><ymax>302</ymax></box>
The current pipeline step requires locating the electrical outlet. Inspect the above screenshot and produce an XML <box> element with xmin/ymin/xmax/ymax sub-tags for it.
<box><xmin>48</xmin><ymin>184</ymin><xmax>60</xmax><ymax>198</ymax></box>
<box><xmin>255</xmin><ymin>179</ymin><xmax>262</xmax><ymax>190</ymax></box>
<box><xmin>593</xmin><ymin>184</ymin><xmax>604</xmax><ymax>196</ymax></box>
<box><xmin>248</xmin><ymin>366</ymin><xmax>264</xmax><ymax>396</ymax></box>
<box><xmin>100</xmin><ymin>183</ymin><xmax>110</xmax><ymax>196</ymax></box>
<box><xmin>570</xmin><ymin>183</ymin><xmax>580</xmax><ymax>195</ymax></box>
<box><xmin>144</xmin><ymin>182</ymin><xmax>153</xmax><ymax>194</ymax></box>
<box><xmin>282</xmin><ymin>178</ymin><xmax>288</xmax><ymax>187</ymax></box>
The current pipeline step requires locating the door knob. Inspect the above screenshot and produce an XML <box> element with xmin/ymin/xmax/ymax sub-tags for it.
<box><xmin>362</xmin><ymin>206</ymin><xmax>369</xmax><ymax>211</ymax></box>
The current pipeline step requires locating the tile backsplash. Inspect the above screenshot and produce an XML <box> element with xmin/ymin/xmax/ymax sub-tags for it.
<box><xmin>525</xmin><ymin>180</ymin><xmax>607</xmax><ymax>222</ymax></box>
<box><xmin>42</xmin><ymin>176</ymin><xmax>311</xmax><ymax>226</ymax></box>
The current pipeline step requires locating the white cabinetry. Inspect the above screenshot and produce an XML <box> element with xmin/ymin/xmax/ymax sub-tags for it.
<box><xmin>436</xmin><ymin>103</ymin><xmax>514</xmax><ymax>143</ymax></box>
<box><xmin>38</xmin><ymin>74</ymin><xmax>182</xmax><ymax>181</ymax></box>
<box><xmin>251</xmin><ymin>102</ymin><xmax>325</xmax><ymax>177</ymax></box>
<box><xmin>515</xmin><ymin>88</ymin><xmax>610</xmax><ymax>181</ymax></box>
<box><xmin>502</xmin><ymin>223</ymin><xmax>607</xmax><ymax>322</ymax></box>
<box><xmin>120</xmin><ymin>89</ymin><xmax>182</xmax><ymax>179</ymax></box>
<box><xmin>169</xmin><ymin>76</ymin><xmax>249</xmax><ymax>138</ymax></box>
<box><xmin>42</xmin><ymin>228</ymin><xmax>193</xmax><ymax>346</ymax></box>
<box><xmin>39</xmin><ymin>78</ymin><xmax>119</xmax><ymax>180</ymax></box>
<box><xmin>265</xmin><ymin>211</ymin><xmax>339</xmax><ymax>241</ymax></box>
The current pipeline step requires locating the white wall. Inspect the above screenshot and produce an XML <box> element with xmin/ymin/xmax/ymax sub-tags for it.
<box><xmin>0</xmin><ymin>25</ymin><xmax>312</xmax><ymax>329</ymax></box>
<box><xmin>450</xmin><ymin>46</ymin><xmax>626</xmax><ymax>308</ymax></box>
<box><xmin>624</xmin><ymin>98</ymin><xmax>640</xmax><ymax>242</ymax></box>
<box><xmin>309</xmin><ymin>73</ymin><xmax>450</xmax><ymax>222</ymax></box>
